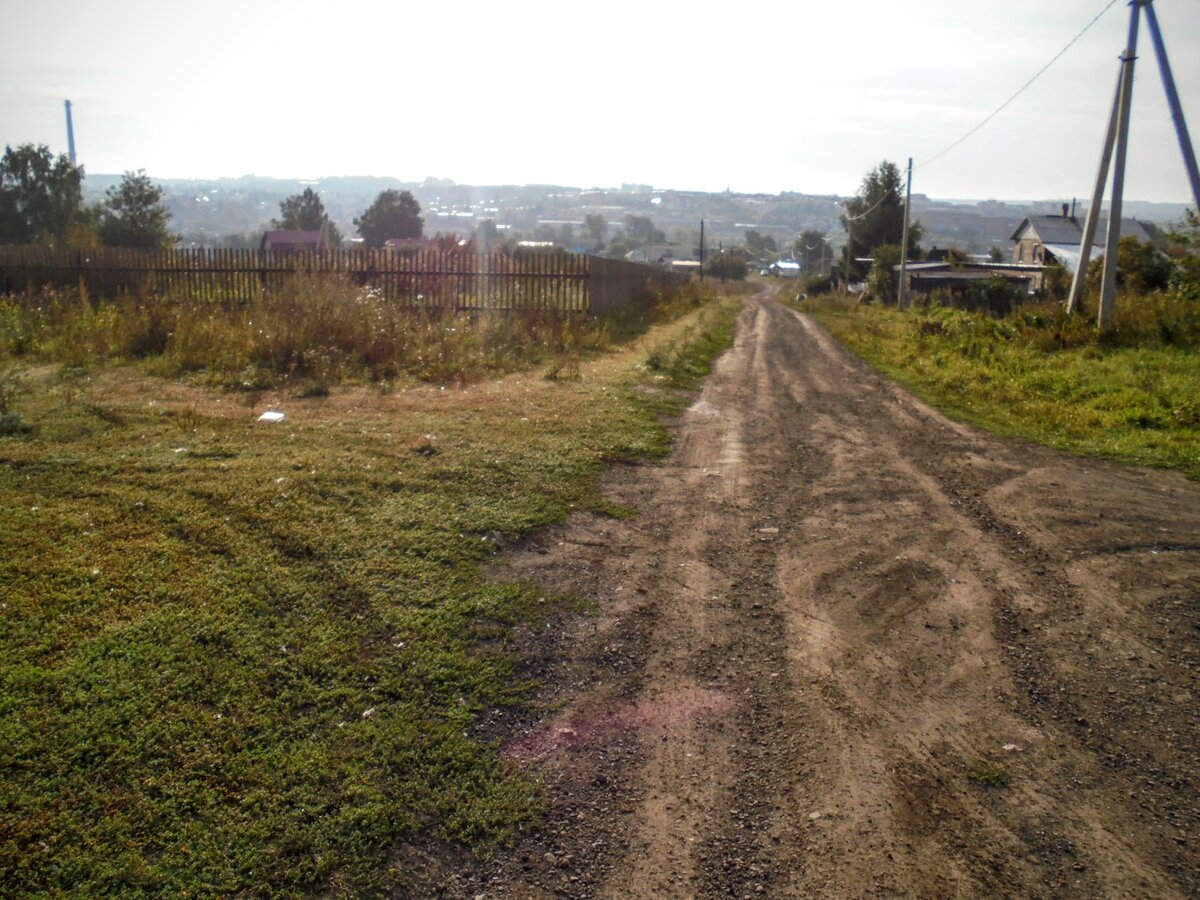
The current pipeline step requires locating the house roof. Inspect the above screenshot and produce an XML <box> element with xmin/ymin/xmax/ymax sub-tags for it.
<box><xmin>1011</xmin><ymin>215</ymin><xmax>1150</xmax><ymax>244</ymax></box>
<box><xmin>260</xmin><ymin>229</ymin><xmax>329</xmax><ymax>251</ymax></box>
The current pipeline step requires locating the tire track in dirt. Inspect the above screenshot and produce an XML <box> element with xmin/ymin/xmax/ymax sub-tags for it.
<box><xmin>468</xmin><ymin>288</ymin><xmax>1200</xmax><ymax>899</ymax></box>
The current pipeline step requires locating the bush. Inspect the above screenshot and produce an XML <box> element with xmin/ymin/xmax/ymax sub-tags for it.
<box><xmin>866</xmin><ymin>244</ymin><xmax>901</xmax><ymax>304</ymax></box>
<box><xmin>803</xmin><ymin>273</ymin><xmax>833</xmax><ymax>295</ymax></box>
<box><xmin>703</xmin><ymin>251</ymin><xmax>748</xmax><ymax>282</ymax></box>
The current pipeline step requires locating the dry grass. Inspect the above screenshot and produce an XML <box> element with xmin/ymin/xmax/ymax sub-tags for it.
<box><xmin>0</xmin><ymin>275</ymin><xmax>712</xmax><ymax>390</ymax></box>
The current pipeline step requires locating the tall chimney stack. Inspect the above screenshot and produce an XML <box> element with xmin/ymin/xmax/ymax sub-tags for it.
<box><xmin>64</xmin><ymin>100</ymin><xmax>76</xmax><ymax>165</ymax></box>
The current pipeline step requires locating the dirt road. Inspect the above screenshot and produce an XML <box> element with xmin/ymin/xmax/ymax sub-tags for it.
<box><xmin>469</xmin><ymin>289</ymin><xmax>1200</xmax><ymax>898</ymax></box>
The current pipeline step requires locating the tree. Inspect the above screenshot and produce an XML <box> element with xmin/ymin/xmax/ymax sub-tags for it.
<box><xmin>354</xmin><ymin>189</ymin><xmax>423</xmax><ymax>248</ymax></box>
<box><xmin>744</xmin><ymin>229</ymin><xmax>778</xmax><ymax>262</ymax></box>
<box><xmin>794</xmin><ymin>229</ymin><xmax>831</xmax><ymax>271</ymax></box>
<box><xmin>0</xmin><ymin>143</ymin><xmax>87</xmax><ymax>245</ymax></box>
<box><xmin>1167</xmin><ymin>208</ymin><xmax>1199</xmax><ymax>252</ymax></box>
<box><xmin>583</xmin><ymin>213</ymin><xmax>607</xmax><ymax>249</ymax></box>
<box><xmin>623</xmin><ymin>214</ymin><xmax>664</xmax><ymax>246</ymax></box>
<box><xmin>841</xmin><ymin>161</ymin><xmax>922</xmax><ymax>277</ymax></box>
<box><xmin>273</xmin><ymin>187</ymin><xmax>341</xmax><ymax>244</ymax></box>
<box><xmin>704</xmin><ymin>250</ymin><xmax>748</xmax><ymax>282</ymax></box>
<box><xmin>866</xmin><ymin>244</ymin><xmax>902</xmax><ymax>303</ymax></box>
<box><xmin>98</xmin><ymin>170</ymin><xmax>175</xmax><ymax>249</ymax></box>
<box><xmin>473</xmin><ymin>219</ymin><xmax>500</xmax><ymax>250</ymax></box>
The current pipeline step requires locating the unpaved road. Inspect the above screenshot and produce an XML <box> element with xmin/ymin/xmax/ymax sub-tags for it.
<box><xmin>453</xmin><ymin>289</ymin><xmax>1199</xmax><ymax>898</ymax></box>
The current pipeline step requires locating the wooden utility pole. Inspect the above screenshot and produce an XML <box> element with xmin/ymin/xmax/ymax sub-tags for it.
<box><xmin>898</xmin><ymin>157</ymin><xmax>913</xmax><ymax>309</ymax></box>
<box><xmin>699</xmin><ymin>219</ymin><xmax>705</xmax><ymax>282</ymax></box>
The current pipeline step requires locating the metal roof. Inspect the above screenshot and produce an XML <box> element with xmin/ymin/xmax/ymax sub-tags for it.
<box><xmin>1011</xmin><ymin>215</ymin><xmax>1150</xmax><ymax>244</ymax></box>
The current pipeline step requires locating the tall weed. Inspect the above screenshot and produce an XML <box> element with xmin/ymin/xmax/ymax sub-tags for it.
<box><xmin>0</xmin><ymin>276</ymin><xmax>714</xmax><ymax>387</ymax></box>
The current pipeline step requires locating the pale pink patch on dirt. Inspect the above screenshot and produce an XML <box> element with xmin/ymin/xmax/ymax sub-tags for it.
<box><xmin>503</xmin><ymin>686</ymin><xmax>737</xmax><ymax>763</ymax></box>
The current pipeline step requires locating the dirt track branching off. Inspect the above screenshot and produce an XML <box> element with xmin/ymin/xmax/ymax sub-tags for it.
<box><xmin>804</xmin><ymin>296</ymin><xmax>1200</xmax><ymax>479</ymax></box>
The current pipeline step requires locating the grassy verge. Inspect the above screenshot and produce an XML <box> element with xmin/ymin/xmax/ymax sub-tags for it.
<box><xmin>800</xmin><ymin>295</ymin><xmax>1200</xmax><ymax>479</ymax></box>
<box><xmin>0</xmin><ymin>291</ymin><xmax>741</xmax><ymax>896</ymax></box>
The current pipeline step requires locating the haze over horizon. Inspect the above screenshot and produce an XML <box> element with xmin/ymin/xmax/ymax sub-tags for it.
<box><xmin>4</xmin><ymin>0</ymin><xmax>1199</xmax><ymax>205</ymax></box>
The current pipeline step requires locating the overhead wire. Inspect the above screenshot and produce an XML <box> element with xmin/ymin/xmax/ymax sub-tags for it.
<box><xmin>916</xmin><ymin>0</ymin><xmax>1122</xmax><ymax>170</ymax></box>
<box><xmin>842</xmin><ymin>190</ymin><xmax>891</xmax><ymax>222</ymax></box>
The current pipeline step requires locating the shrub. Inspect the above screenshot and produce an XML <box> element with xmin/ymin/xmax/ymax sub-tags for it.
<box><xmin>803</xmin><ymin>273</ymin><xmax>833</xmax><ymax>295</ymax></box>
<box><xmin>866</xmin><ymin>244</ymin><xmax>901</xmax><ymax>304</ymax></box>
<box><xmin>703</xmin><ymin>251</ymin><xmax>748</xmax><ymax>282</ymax></box>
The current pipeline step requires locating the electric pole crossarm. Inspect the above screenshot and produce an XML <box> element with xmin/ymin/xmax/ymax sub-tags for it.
<box><xmin>1142</xmin><ymin>0</ymin><xmax>1200</xmax><ymax>211</ymax></box>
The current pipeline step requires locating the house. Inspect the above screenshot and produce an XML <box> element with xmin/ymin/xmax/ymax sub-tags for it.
<box><xmin>898</xmin><ymin>261</ymin><xmax>1036</xmax><ymax>313</ymax></box>
<box><xmin>260</xmin><ymin>229</ymin><xmax>332</xmax><ymax>253</ymax></box>
<box><xmin>771</xmin><ymin>259</ymin><xmax>804</xmax><ymax>279</ymax></box>
<box><xmin>1010</xmin><ymin>210</ymin><xmax>1150</xmax><ymax>271</ymax></box>
<box><xmin>624</xmin><ymin>244</ymin><xmax>685</xmax><ymax>266</ymax></box>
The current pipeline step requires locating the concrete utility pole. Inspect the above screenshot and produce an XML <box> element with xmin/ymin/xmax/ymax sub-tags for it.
<box><xmin>1142</xmin><ymin>0</ymin><xmax>1200</xmax><ymax>210</ymax></box>
<box><xmin>1098</xmin><ymin>2</ymin><xmax>1140</xmax><ymax>334</ymax></box>
<box><xmin>1070</xmin><ymin>0</ymin><xmax>1200</xmax><ymax>328</ymax></box>
<box><xmin>898</xmin><ymin>157</ymin><xmax>913</xmax><ymax>309</ymax></box>
<box><xmin>699</xmin><ymin>219</ymin><xmax>705</xmax><ymax>282</ymax></box>
<box><xmin>64</xmin><ymin>100</ymin><xmax>76</xmax><ymax>166</ymax></box>
<box><xmin>1066</xmin><ymin>71</ymin><xmax>1122</xmax><ymax>316</ymax></box>
<box><xmin>843</xmin><ymin>213</ymin><xmax>853</xmax><ymax>295</ymax></box>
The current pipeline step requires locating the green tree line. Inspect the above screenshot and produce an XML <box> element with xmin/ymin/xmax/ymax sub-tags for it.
<box><xmin>0</xmin><ymin>144</ymin><xmax>431</xmax><ymax>251</ymax></box>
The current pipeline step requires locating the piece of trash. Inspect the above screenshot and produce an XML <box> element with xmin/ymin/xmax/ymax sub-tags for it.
<box><xmin>361</xmin><ymin>707</ymin><xmax>376</xmax><ymax>718</ymax></box>
<box><xmin>556</xmin><ymin>728</ymin><xmax>578</xmax><ymax>739</ymax></box>
<box><xmin>1002</xmin><ymin>743</ymin><xmax>1022</xmax><ymax>753</ymax></box>
<box><xmin>808</xmin><ymin>811</ymin><xmax>822</xmax><ymax>821</ymax></box>
<box><xmin>172</xmin><ymin>447</ymin><xmax>188</xmax><ymax>454</ymax></box>
<box><xmin>258</xmin><ymin>410</ymin><xmax>285</xmax><ymax>422</ymax></box>
<box><xmin>759</xmin><ymin>527</ymin><xmax>780</xmax><ymax>534</ymax></box>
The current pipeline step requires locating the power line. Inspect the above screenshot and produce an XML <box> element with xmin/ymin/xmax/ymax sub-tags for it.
<box><xmin>842</xmin><ymin>191</ymin><xmax>890</xmax><ymax>222</ymax></box>
<box><xmin>917</xmin><ymin>0</ymin><xmax>1122</xmax><ymax>170</ymax></box>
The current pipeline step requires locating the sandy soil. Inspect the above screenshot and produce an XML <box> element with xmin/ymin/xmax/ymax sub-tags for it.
<box><xmin>451</xmin><ymin>288</ymin><xmax>1199</xmax><ymax>898</ymax></box>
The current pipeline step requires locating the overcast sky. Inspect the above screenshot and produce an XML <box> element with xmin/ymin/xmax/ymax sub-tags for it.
<box><xmin>3</xmin><ymin>0</ymin><xmax>1199</xmax><ymax>202</ymax></box>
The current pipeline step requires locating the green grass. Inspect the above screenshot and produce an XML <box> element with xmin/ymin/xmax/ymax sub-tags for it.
<box><xmin>0</xmin><ymin>291</ymin><xmax>741</xmax><ymax>896</ymax></box>
<box><xmin>803</xmin><ymin>296</ymin><xmax>1200</xmax><ymax>479</ymax></box>
<box><xmin>966</xmin><ymin>763</ymin><xmax>1011</xmax><ymax>789</ymax></box>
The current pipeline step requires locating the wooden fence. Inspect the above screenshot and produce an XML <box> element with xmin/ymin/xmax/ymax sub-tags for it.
<box><xmin>0</xmin><ymin>247</ymin><xmax>689</xmax><ymax>314</ymax></box>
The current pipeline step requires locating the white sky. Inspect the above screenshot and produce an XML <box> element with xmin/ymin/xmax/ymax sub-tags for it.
<box><xmin>3</xmin><ymin>0</ymin><xmax>1199</xmax><ymax>202</ymax></box>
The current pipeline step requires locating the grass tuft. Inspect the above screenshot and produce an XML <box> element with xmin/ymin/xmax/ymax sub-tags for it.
<box><xmin>967</xmin><ymin>763</ymin><xmax>1012</xmax><ymax>788</ymax></box>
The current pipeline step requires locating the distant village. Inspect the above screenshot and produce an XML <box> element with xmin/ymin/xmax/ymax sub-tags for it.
<box><xmin>82</xmin><ymin>174</ymin><xmax>1190</xmax><ymax>284</ymax></box>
